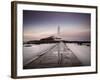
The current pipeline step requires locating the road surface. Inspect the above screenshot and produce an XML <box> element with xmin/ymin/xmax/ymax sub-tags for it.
<box><xmin>24</xmin><ymin>42</ymin><xmax>83</xmax><ymax>69</ymax></box>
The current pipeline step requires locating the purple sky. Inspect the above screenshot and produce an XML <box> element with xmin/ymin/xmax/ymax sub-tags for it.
<box><xmin>23</xmin><ymin>10</ymin><xmax>91</xmax><ymax>42</ymax></box>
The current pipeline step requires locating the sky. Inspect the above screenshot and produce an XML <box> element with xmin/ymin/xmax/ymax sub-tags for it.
<box><xmin>23</xmin><ymin>10</ymin><xmax>91</xmax><ymax>42</ymax></box>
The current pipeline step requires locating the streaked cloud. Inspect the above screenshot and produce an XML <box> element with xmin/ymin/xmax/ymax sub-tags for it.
<box><xmin>23</xmin><ymin>10</ymin><xmax>90</xmax><ymax>41</ymax></box>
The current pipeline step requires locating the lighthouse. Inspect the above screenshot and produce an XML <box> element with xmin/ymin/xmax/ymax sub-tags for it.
<box><xmin>55</xmin><ymin>25</ymin><xmax>61</xmax><ymax>41</ymax></box>
<box><xmin>58</xmin><ymin>25</ymin><xmax>60</xmax><ymax>37</ymax></box>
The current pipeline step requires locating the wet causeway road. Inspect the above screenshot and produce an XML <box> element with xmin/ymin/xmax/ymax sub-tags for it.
<box><xmin>24</xmin><ymin>42</ymin><xmax>82</xmax><ymax>69</ymax></box>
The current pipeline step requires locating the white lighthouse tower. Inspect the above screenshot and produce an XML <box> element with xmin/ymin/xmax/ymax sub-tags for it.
<box><xmin>58</xmin><ymin>25</ymin><xmax>60</xmax><ymax>37</ymax></box>
<box><xmin>55</xmin><ymin>25</ymin><xmax>61</xmax><ymax>41</ymax></box>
